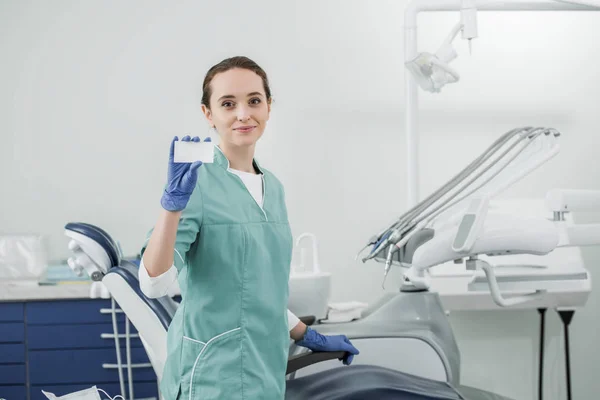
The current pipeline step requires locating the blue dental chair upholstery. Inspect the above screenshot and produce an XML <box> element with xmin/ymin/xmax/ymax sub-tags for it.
<box><xmin>64</xmin><ymin>223</ymin><xmax>515</xmax><ymax>400</ymax></box>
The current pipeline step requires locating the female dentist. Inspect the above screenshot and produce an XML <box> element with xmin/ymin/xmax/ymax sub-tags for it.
<box><xmin>139</xmin><ymin>56</ymin><xmax>359</xmax><ymax>400</ymax></box>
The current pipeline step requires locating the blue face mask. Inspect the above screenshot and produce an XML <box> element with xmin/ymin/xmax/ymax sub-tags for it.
<box><xmin>41</xmin><ymin>386</ymin><xmax>124</xmax><ymax>400</ymax></box>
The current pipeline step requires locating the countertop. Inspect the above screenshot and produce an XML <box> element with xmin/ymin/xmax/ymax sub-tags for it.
<box><xmin>0</xmin><ymin>281</ymin><xmax>96</xmax><ymax>302</ymax></box>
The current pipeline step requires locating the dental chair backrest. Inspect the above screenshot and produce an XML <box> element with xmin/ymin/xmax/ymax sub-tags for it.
<box><xmin>64</xmin><ymin>222</ymin><xmax>178</xmax><ymax>384</ymax></box>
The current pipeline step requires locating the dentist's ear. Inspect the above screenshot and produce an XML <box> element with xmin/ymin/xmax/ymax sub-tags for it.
<box><xmin>201</xmin><ymin>104</ymin><xmax>213</xmax><ymax>127</ymax></box>
<box><xmin>267</xmin><ymin>97</ymin><xmax>272</xmax><ymax>119</ymax></box>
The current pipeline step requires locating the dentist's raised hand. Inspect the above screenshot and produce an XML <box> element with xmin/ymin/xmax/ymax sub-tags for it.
<box><xmin>160</xmin><ymin>135</ymin><xmax>211</xmax><ymax>212</ymax></box>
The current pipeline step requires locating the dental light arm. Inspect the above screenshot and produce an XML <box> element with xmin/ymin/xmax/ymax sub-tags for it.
<box><xmin>461</xmin><ymin>0</ymin><xmax>478</xmax><ymax>53</ymax></box>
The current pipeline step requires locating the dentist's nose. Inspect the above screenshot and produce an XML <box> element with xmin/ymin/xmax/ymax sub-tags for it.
<box><xmin>236</xmin><ymin>106</ymin><xmax>250</xmax><ymax>122</ymax></box>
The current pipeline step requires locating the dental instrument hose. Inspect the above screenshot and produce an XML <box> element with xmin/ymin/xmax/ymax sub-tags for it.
<box><xmin>361</xmin><ymin>127</ymin><xmax>533</xmax><ymax>261</ymax></box>
<box><xmin>411</xmin><ymin>127</ymin><xmax>548</xmax><ymax>232</ymax></box>
<box><xmin>365</xmin><ymin>127</ymin><xmax>543</xmax><ymax>263</ymax></box>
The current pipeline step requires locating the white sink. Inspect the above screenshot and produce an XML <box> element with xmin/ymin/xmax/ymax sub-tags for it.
<box><xmin>288</xmin><ymin>271</ymin><xmax>331</xmax><ymax>321</ymax></box>
<box><xmin>287</xmin><ymin>232</ymin><xmax>332</xmax><ymax>321</ymax></box>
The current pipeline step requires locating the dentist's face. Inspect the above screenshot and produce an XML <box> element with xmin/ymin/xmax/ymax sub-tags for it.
<box><xmin>202</xmin><ymin>68</ymin><xmax>271</xmax><ymax>148</ymax></box>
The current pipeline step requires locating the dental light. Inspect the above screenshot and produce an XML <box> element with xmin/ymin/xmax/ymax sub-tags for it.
<box><xmin>405</xmin><ymin>0</ymin><xmax>477</xmax><ymax>93</ymax></box>
<box><xmin>402</xmin><ymin>0</ymin><xmax>600</xmax><ymax>208</ymax></box>
<box><xmin>404</xmin><ymin>23</ymin><xmax>461</xmax><ymax>93</ymax></box>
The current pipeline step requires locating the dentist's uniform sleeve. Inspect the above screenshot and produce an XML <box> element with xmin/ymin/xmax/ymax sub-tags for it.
<box><xmin>138</xmin><ymin>260</ymin><xmax>177</xmax><ymax>298</ymax></box>
<box><xmin>287</xmin><ymin>309</ymin><xmax>300</xmax><ymax>330</ymax></box>
<box><xmin>139</xmin><ymin>184</ymin><xmax>203</xmax><ymax>298</ymax></box>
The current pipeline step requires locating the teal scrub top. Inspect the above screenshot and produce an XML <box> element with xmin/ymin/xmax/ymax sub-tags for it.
<box><xmin>141</xmin><ymin>146</ymin><xmax>293</xmax><ymax>400</ymax></box>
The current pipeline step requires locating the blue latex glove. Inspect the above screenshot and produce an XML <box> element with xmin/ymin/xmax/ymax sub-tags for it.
<box><xmin>160</xmin><ymin>135</ymin><xmax>211</xmax><ymax>212</ymax></box>
<box><xmin>295</xmin><ymin>327</ymin><xmax>360</xmax><ymax>365</ymax></box>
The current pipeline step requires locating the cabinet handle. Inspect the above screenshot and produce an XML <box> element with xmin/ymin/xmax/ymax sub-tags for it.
<box><xmin>101</xmin><ymin>333</ymin><xmax>140</xmax><ymax>339</ymax></box>
<box><xmin>102</xmin><ymin>363</ymin><xmax>153</xmax><ymax>369</ymax></box>
<box><xmin>100</xmin><ymin>308</ymin><xmax>124</xmax><ymax>314</ymax></box>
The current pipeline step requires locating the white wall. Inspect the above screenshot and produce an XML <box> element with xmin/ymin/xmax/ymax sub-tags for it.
<box><xmin>2</xmin><ymin>1</ymin><xmax>600</xmax><ymax>398</ymax></box>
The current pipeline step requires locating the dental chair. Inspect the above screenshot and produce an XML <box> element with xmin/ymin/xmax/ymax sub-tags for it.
<box><xmin>65</xmin><ymin>222</ymin><xmax>516</xmax><ymax>399</ymax></box>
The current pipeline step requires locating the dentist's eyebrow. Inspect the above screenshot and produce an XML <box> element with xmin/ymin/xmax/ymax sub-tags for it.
<box><xmin>218</xmin><ymin>92</ymin><xmax>263</xmax><ymax>102</ymax></box>
<box><xmin>217</xmin><ymin>94</ymin><xmax>236</xmax><ymax>102</ymax></box>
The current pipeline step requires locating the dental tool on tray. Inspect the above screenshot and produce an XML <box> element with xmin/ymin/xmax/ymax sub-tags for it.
<box><xmin>357</xmin><ymin>127</ymin><xmax>600</xmax><ymax>306</ymax></box>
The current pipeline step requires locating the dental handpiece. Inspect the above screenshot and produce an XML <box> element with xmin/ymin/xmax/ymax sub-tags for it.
<box><xmin>380</xmin><ymin>227</ymin><xmax>410</xmax><ymax>287</ymax></box>
<box><xmin>381</xmin><ymin>244</ymin><xmax>397</xmax><ymax>289</ymax></box>
<box><xmin>364</xmin><ymin>227</ymin><xmax>404</xmax><ymax>263</ymax></box>
<box><xmin>355</xmin><ymin>233</ymin><xmax>384</xmax><ymax>261</ymax></box>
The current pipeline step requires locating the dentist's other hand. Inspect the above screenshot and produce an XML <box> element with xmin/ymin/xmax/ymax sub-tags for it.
<box><xmin>295</xmin><ymin>327</ymin><xmax>359</xmax><ymax>365</ymax></box>
<box><xmin>160</xmin><ymin>135</ymin><xmax>211</xmax><ymax>212</ymax></box>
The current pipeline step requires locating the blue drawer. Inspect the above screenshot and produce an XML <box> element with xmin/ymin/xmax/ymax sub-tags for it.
<box><xmin>26</xmin><ymin>299</ymin><xmax>131</xmax><ymax>325</ymax></box>
<box><xmin>0</xmin><ymin>364</ymin><xmax>26</xmax><ymax>384</ymax></box>
<box><xmin>30</xmin><ymin>381</ymin><xmax>159</xmax><ymax>400</ymax></box>
<box><xmin>0</xmin><ymin>322</ymin><xmax>24</xmax><ymax>343</ymax></box>
<box><xmin>29</xmin><ymin>347</ymin><xmax>155</xmax><ymax>384</ymax></box>
<box><xmin>0</xmin><ymin>385</ymin><xmax>26</xmax><ymax>400</ymax></box>
<box><xmin>0</xmin><ymin>343</ymin><xmax>25</xmax><ymax>363</ymax></box>
<box><xmin>28</xmin><ymin>323</ymin><xmax>141</xmax><ymax>350</ymax></box>
<box><xmin>0</xmin><ymin>303</ymin><xmax>24</xmax><ymax>322</ymax></box>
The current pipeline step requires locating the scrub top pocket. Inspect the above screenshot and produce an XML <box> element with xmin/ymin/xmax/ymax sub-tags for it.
<box><xmin>180</xmin><ymin>327</ymin><xmax>243</xmax><ymax>400</ymax></box>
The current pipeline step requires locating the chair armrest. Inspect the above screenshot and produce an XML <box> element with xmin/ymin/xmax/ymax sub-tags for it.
<box><xmin>298</xmin><ymin>315</ymin><xmax>316</xmax><ymax>326</ymax></box>
<box><xmin>286</xmin><ymin>351</ymin><xmax>346</xmax><ymax>375</ymax></box>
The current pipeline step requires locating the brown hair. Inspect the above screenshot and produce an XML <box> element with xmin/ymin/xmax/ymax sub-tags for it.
<box><xmin>201</xmin><ymin>56</ymin><xmax>272</xmax><ymax>109</ymax></box>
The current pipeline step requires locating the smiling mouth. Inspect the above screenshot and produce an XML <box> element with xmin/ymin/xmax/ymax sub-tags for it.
<box><xmin>234</xmin><ymin>126</ymin><xmax>256</xmax><ymax>133</ymax></box>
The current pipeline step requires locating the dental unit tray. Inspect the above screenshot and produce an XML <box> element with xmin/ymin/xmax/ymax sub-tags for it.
<box><xmin>357</xmin><ymin>126</ymin><xmax>600</xmax><ymax>307</ymax></box>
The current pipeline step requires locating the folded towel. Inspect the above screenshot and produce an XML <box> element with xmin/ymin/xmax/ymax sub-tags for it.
<box><xmin>322</xmin><ymin>301</ymin><xmax>368</xmax><ymax>323</ymax></box>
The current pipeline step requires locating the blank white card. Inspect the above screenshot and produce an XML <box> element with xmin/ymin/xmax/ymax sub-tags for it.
<box><xmin>173</xmin><ymin>141</ymin><xmax>215</xmax><ymax>163</ymax></box>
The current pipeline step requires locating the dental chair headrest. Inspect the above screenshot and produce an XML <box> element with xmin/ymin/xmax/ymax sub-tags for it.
<box><xmin>65</xmin><ymin>222</ymin><xmax>177</xmax><ymax>327</ymax></box>
<box><xmin>65</xmin><ymin>222</ymin><xmax>121</xmax><ymax>267</ymax></box>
